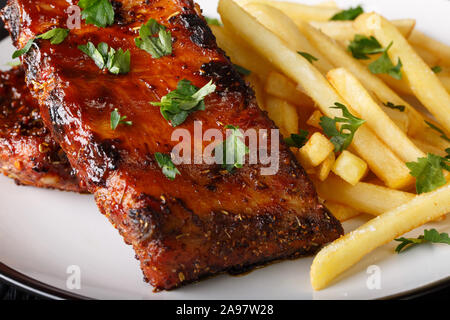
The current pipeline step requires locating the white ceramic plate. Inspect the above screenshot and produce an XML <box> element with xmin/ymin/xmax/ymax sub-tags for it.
<box><xmin>0</xmin><ymin>0</ymin><xmax>449</xmax><ymax>300</ymax></box>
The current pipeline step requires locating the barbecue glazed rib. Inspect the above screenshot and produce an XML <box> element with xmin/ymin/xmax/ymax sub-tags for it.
<box><xmin>2</xmin><ymin>0</ymin><xmax>343</xmax><ymax>290</ymax></box>
<box><xmin>0</xmin><ymin>67</ymin><xmax>86</xmax><ymax>192</ymax></box>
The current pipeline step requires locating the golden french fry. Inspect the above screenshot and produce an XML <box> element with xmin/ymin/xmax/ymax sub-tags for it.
<box><xmin>297</xmin><ymin>132</ymin><xmax>334</xmax><ymax>167</ymax></box>
<box><xmin>242</xmin><ymin>2</ymin><xmax>334</xmax><ymax>74</ymax></box>
<box><xmin>409</xmin><ymin>29</ymin><xmax>450</xmax><ymax>65</ymax></box>
<box><xmin>218</xmin><ymin>0</ymin><xmax>413</xmax><ymax>189</ymax></box>
<box><xmin>295</xmin><ymin>20</ymin><xmax>426</xmax><ymax>137</ymax></box>
<box><xmin>332</xmin><ymin>150</ymin><xmax>368</xmax><ymax>185</ymax></box>
<box><xmin>234</xmin><ymin>0</ymin><xmax>340</xmax><ymax>21</ymax></box>
<box><xmin>327</xmin><ymin>68</ymin><xmax>425</xmax><ymax>162</ymax></box>
<box><xmin>412</xmin><ymin>45</ymin><xmax>440</xmax><ymax>67</ymax></box>
<box><xmin>246</xmin><ymin>73</ymin><xmax>266</xmax><ymax>110</ymax></box>
<box><xmin>324</xmin><ymin>201</ymin><xmax>360</xmax><ymax>222</ymax></box>
<box><xmin>265</xmin><ymin>96</ymin><xmax>299</xmax><ymax>137</ymax></box>
<box><xmin>311</xmin><ymin>183</ymin><xmax>450</xmax><ymax>290</ymax></box>
<box><xmin>438</xmin><ymin>74</ymin><xmax>450</xmax><ymax>94</ymax></box>
<box><xmin>314</xmin><ymin>175</ymin><xmax>416</xmax><ymax>216</ymax></box>
<box><xmin>412</xmin><ymin>138</ymin><xmax>448</xmax><ymax>157</ymax></box>
<box><xmin>354</xmin><ymin>13</ymin><xmax>450</xmax><ymax>134</ymax></box>
<box><xmin>317</xmin><ymin>151</ymin><xmax>335</xmax><ymax>181</ymax></box>
<box><xmin>264</xmin><ymin>72</ymin><xmax>314</xmax><ymax>110</ymax></box>
<box><xmin>310</xmin><ymin>19</ymin><xmax>415</xmax><ymax>42</ymax></box>
<box><xmin>306</xmin><ymin>110</ymin><xmax>324</xmax><ymax>129</ymax></box>
<box><xmin>380</xmin><ymin>104</ymin><xmax>409</xmax><ymax>133</ymax></box>
<box><xmin>210</xmin><ymin>25</ymin><xmax>273</xmax><ymax>78</ymax></box>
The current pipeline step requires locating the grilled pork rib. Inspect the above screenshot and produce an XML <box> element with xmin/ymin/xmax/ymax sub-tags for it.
<box><xmin>2</xmin><ymin>0</ymin><xmax>343</xmax><ymax>290</ymax></box>
<box><xmin>0</xmin><ymin>67</ymin><xmax>85</xmax><ymax>192</ymax></box>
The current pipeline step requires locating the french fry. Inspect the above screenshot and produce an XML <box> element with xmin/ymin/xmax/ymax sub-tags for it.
<box><xmin>380</xmin><ymin>104</ymin><xmax>409</xmax><ymax>133</ymax></box>
<box><xmin>297</xmin><ymin>132</ymin><xmax>334</xmax><ymax>167</ymax></box>
<box><xmin>354</xmin><ymin>13</ymin><xmax>450</xmax><ymax>134</ymax></box>
<box><xmin>331</xmin><ymin>150</ymin><xmax>368</xmax><ymax>185</ymax></box>
<box><xmin>265</xmin><ymin>96</ymin><xmax>299</xmax><ymax>137</ymax></box>
<box><xmin>324</xmin><ymin>201</ymin><xmax>360</xmax><ymax>222</ymax></box>
<box><xmin>264</xmin><ymin>72</ymin><xmax>314</xmax><ymax>110</ymax></box>
<box><xmin>412</xmin><ymin>138</ymin><xmax>448</xmax><ymax>157</ymax></box>
<box><xmin>306</xmin><ymin>110</ymin><xmax>324</xmax><ymax>129</ymax></box>
<box><xmin>310</xmin><ymin>19</ymin><xmax>415</xmax><ymax>42</ymax></box>
<box><xmin>317</xmin><ymin>151</ymin><xmax>335</xmax><ymax>181</ymax></box>
<box><xmin>210</xmin><ymin>25</ymin><xmax>273</xmax><ymax>78</ymax></box>
<box><xmin>412</xmin><ymin>45</ymin><xmax>440</xmax><ymax>67</ymax></box>
<box><xmin>295</xmin><ymin>20</ymin><xmax>426</xmax><ymax>137</ymax></box>
<box><xmin>218</xmin><ymin>0</ymin><xmax>413</xmax><ymax>189</ymax></box>
<box><xmin>311</xmin><ymin>183</ymin><xmax>450</xmax><ymax>290</ymax></box>
<box><xmin>438</xmin><ymin>74</ymin><xmax>450</xmax><ymax>94</ymax></box>
<box><xmin>327</xmin><ymin>68</ymin><xmax>425</xmax><ymax>162</ymax></box>
<box><xmin>314</xmin><ymin>175</ymin><xmax>416</xmax><ymax>216</ymax></box>
<box><xmin>409</xmin><ymin>29</ymin><xmax>450</xmax><ymax>65</ymax></box>
<box><xmin>234</xmin><ymin>0</ymin><xmax>340</xmax><ymax>22</ymax></box>
<box><xmin>246</xmin><ymin>73</ymin><xmax>266</xmax><ymax>110</ymax></box>
<box><xmin>242</xmin><ymin>2</ymin><xmax>334</xmax><ymax>74</ymax></box>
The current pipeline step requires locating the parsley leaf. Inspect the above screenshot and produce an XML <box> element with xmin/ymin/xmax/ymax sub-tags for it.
<box><xmin>37</xmin><ymin>28</ymin><xmax>69</xmax><ymax>45</ymax></box>
<box><xmin>406</xmin><ymin>153</ymin><xmax>450</xmax><ymax>194</ymax></box>
<box><xmin>12</xmin><ymin>39</ymin><xmax>35</xmax><ymax>59</ymax></box>
<box><xmin>233</xmin><ymin>64</ymin><xmax>251</xmax><ymax>76</ymax></box>
<box><xmin>330</xmin><ymin>6</ymin><xmax>364</xmax><ymax>21</ymax></box>
<box><xmin>425</xmin><ymin>121</ymin><xmax>450</xmax><ymax>143</ymax></box>
<box><xmin>284</xmin><ymin>130</ymin><xmax>309</xmax><ymax>148</ymax></box>
<box><xmin>395</xmin><ymin>229</ymin><xmax>450</xmax><ymax>253</ymax></box>
<box><xmin>348</xmin><ymin>35</ymin><xmax>384</xmax><ymax>60</ymax></box>
<box><xmin>383</xmin><ymin>101</ymin><xmax>405</xmax><ymax>112</ymax></box>
<box><xmin>298</xmin><ymin>51</ymin><xmax>319</xmax><ymax>64</ymax></box>
<box><xmin>215</xmin><ymin>125</ymin><xmax>249</xmax><ymax>172</ymax></box>
<box><xmin>205</xmin><ymin>17</ymin><xmax>222</xmax><ymax>26</ymax></box>
<box><xmin>78</xmin><ymin>41</ymin><xmax>130</xmax><ymax>75</ymax></box>
<box><xmin>369</xmin><ymin>42</ymin><xmax>403</xmax><ymax>80</ymax></box>
<box><xmin>110</xmin><ymin>108</ymin><xmax>132</xmax><ymax>130</ymax></box>
<box><xmin>154</xmin><ymin>152</ymin><xmax>180</xmax><ymax>180</ymax></box>
<box><xmin>431</xmin><ymin>66</ymin><xmax>442</xmax><ymax>74</ymax></box>
<box><xmin>151</xmin><ymin>79</ymin><xmax>216</xmax><ymax>127</ymax></box>
<box><xmin>320</xmin><ymin>103</ymin><xmax>365</xmax><ymax>152</ymax></box>
<box><xmin>135</xmin><ymin>19</ymin><xmax>172</xmax><ymax>59</ymax></box>
<box><xmin>78</xmin><ymin>0</ymin><xmax>114</xmax><ymax>28</ymax></box>
<box><xmin>12</xmin><ymin>28</ymin><xmax>70</xmax><ymax>58</ymax></box>
<box><xmin>446</xmin><ymin>148</ymin><xmax>450</xmax><ymax>160</ymax></box>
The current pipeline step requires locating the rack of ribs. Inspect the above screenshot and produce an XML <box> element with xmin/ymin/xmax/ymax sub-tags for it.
<box><xmin>0</xmin><ymin>67</ymin><xmax>86</xmax><ymax>192</ymax></box>
<box><xmin>2</xmin><ymin>0</ymin><xmax>343</xmax><ymax>290</ymax></box>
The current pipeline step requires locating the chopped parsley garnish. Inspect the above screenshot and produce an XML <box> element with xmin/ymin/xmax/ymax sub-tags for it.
<box><xmin>431</xmin><ymin>66</ymin><xmax>442</xmax><ymax>74</ymax></box>
<box><xmin>12</xmin><ymin>28</ymin><xmax>70</xmax><ymax>58</ymax></box>
<box><xmin>395</xmin><ymin>229</ymin><xmax>450</xmax><ymax>253</ymax></box>
<box><xmin>135</xmin><ymin>19</ymin><xmax>172</xmax><ymax>59</ymax></box>
<box><xmin>446</xmin><ymin>148</ymin><xmax>450</xmax><ymax>160</ymax></box>
<box><xmin>406</xmin><ymin>153</ymin><xmax>450</xmax><ymax>194</ymax></box>
<box><xmin>330</xmin><ymin>6</ymin><xmax>364</xmax><ymax>21</ymax></box>
<box><xmin>205</xmin><ymin>17</ymin><xmax>222</xmax><ymax>26</ymax></box>
<box><xmin>151</xmin><ymin>79</ymin><xmax>216</xmax><ymax>127</ymax></box>
<box><xmin>78</xmin><ymin>0</ymin><xmax>115</xmax><ymax>28</ymax></box>
<box><xmin>320</xmin><ymin>102</ymin><xmax>366</xmax><ymax>152</ymax></box>
<box><xmin>154</xmin><ymin>152</ymin><xmax>180</xmax><ymax>180</ymax></box>
<box><xmin>110</xmin><ymin>108</ymin><xmax>132</xmax><ymax>130</ymax></box>
<box><xmin>368</xmin><ymin>42</ymin><xmax>403</xmax><ymax>80</ymax></box>
<box><xmin>383</xmin><ymin>101</ymin><xmax>405</xmax><ymax>112</ymax></box>
<box><xmin>425</xmin><ymin>121</ymin><xmax>450</xmax><ymax>142</ymax></box>
<box><xmin>284</xmin><ymin>130</ymin><xmax>309</xmax><ymax>148</ymax></box>
<box><xmin>215</xmin><ymin>125</ymin><xmax>249</xmax><ymax>172</ymax></box>
<box><xmin>348</xmin><ymin>35</ymin><xmax>384</xmax><ymax>60</ymax></box>
<box><xmin>78</xmin><ymin>42</ymin><xmax>130</xmax><ymax>75</ymax></box>
<box><xmin>233</xmin><ymin>64</ymin><xmax>251</xmax><ymax>76</ymax></box>
<box><xmin>298</xmin><ymin>51</ymin><xmax>319</xmax><ymax>64</ymax></box>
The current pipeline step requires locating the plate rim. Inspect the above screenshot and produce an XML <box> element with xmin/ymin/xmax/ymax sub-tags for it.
<box><xmin>0</xmin><ymin>261</ymin><xmax>448</xmax><ymax>300</ymax></box>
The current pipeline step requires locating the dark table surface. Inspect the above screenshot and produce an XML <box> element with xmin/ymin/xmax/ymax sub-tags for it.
<box><xmin>0</xmin><ymin>0</ymin><xmax>449</xmax><ymax>300</ymax></box>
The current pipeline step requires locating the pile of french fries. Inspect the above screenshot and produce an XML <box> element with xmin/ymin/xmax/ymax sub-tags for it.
<box><xmin>214</xmin><ymin>0</ymin><xmax>450</xmax><ymax>290</ymax></box>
